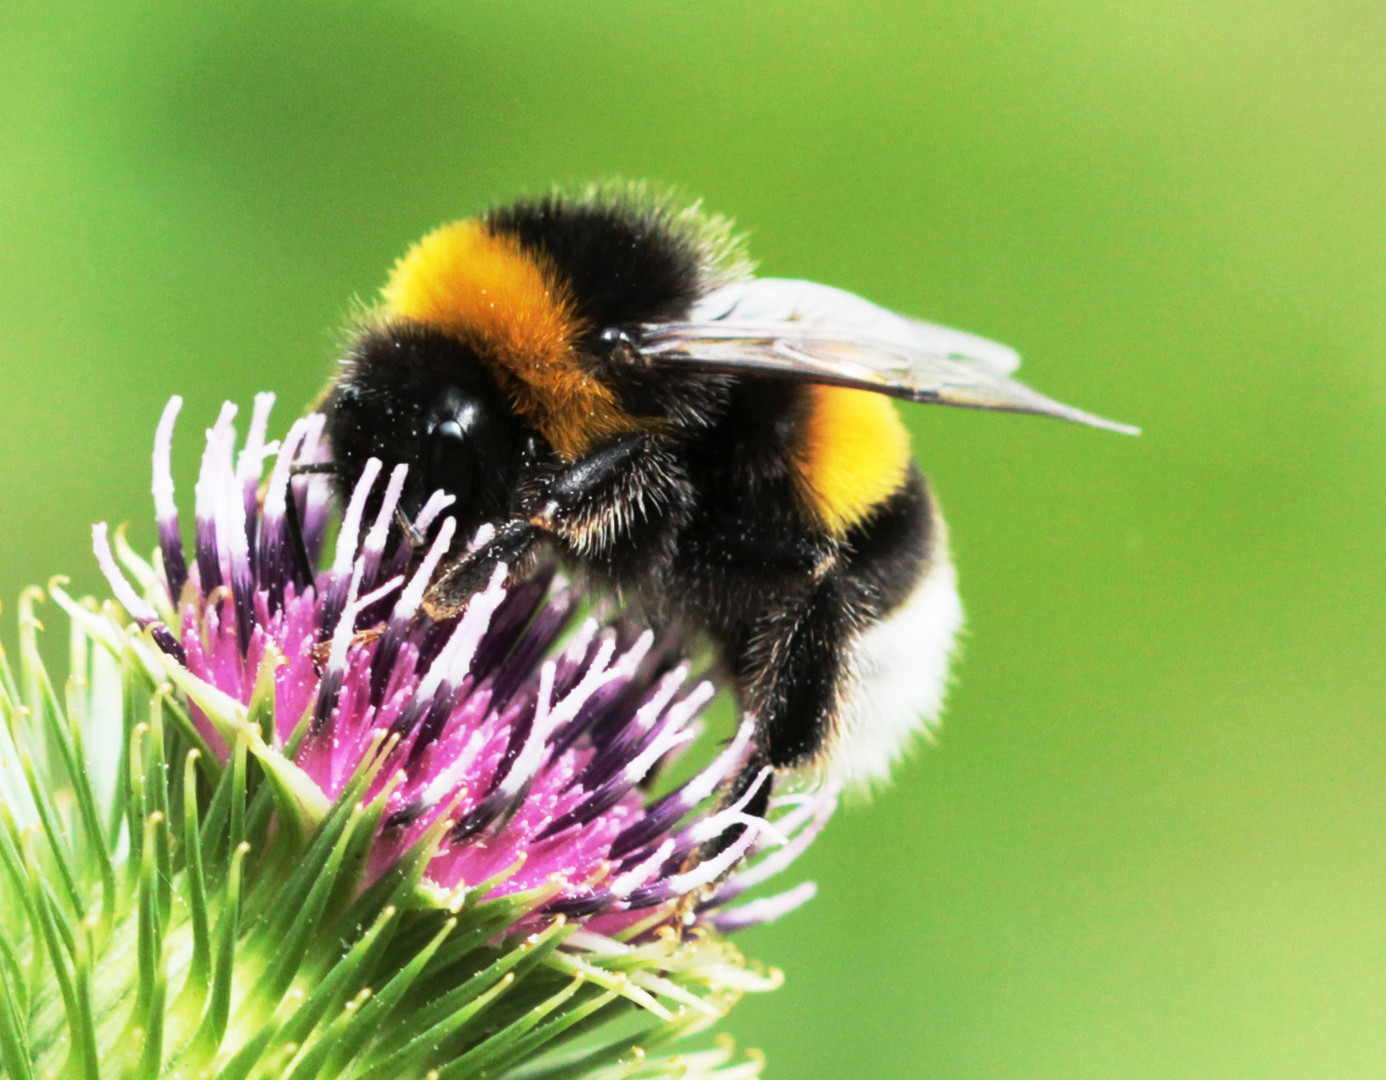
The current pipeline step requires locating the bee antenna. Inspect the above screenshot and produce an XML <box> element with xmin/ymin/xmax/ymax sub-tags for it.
<box><xmin>282</xmin><ymin>462</ymin><xmax>339</xmax><ymax>582</ymax></box>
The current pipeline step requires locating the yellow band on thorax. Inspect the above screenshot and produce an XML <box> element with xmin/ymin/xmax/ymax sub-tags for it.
<box><xmin>382</xmin><ymin>218</ymin><xmax>643</xmax><ymax>459</ymax></box>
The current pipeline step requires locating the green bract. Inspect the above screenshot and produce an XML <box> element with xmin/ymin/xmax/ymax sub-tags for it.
<box><xmin>0</xmin><ymin>586</ymin><xmax>776</xmax><ymax>1079</ymax></box>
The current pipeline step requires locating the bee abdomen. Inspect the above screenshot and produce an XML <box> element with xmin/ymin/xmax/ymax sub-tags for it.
<box><xmin>828</xmin><ymin>548</ymin><xmax>961</xmax><ymax>789</ymax></box>
<box><xmin>827</xmin><ymin>469</ymin><xmax>961</xmax><ymax>788</ymax></box>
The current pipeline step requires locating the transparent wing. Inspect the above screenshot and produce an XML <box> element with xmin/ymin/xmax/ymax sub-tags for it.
<box><xmin>637</xmin><ymin>278</ymin><xmax>1138</xmax><ymax>435</ymax></box>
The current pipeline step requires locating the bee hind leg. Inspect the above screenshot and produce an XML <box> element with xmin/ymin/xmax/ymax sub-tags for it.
<box><xmin>690</xmin><ymin>568</ymin><xmax>854</xmax><ymax>866</ymax></box>
<box><xmin>740</xmin><ymin>571</ymin><xmax>856</xmax><ymax>777</ymax></box>
<box><xmin>686</xmin><ymin>743</ymin><xmax>775</xmax><ymax>864</ymax></box>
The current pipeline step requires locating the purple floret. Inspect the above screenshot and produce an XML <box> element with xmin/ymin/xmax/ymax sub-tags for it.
<box><xmin>96</xmin><ymin>394</ymin><xmax>837</xmax><ymax>937</ymax></box>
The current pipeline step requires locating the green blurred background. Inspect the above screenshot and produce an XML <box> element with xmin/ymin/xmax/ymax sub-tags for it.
<box><xmin>3</xmin><ymin>2</ymin><xmax>1383</xmax><ymax>1076</ymax></box>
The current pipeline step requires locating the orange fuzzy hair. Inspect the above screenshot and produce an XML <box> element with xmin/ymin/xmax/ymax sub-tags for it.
<box><xmin>382</xmin><ymin>218</ymin><xmax>644</xmax><ymax>459</ymax></box>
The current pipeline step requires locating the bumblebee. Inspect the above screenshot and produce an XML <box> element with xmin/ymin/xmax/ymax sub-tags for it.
<box><xmin>323</xmin><ymin>186</ymin><xmax>1134</xmax><ymax>795</ymax></box>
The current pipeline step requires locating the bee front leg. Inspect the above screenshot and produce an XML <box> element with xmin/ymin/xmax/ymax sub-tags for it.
<box><xmin>421</xmin><ymin>435</ymin><xmax>677</xmax><ymax>619</ymax></box>
<box><xmin>526</xmin><ymin>435</ymin><xmax>651</xmax><ymax>528</ymax></box>
<box><xmin>528</xmin><ymin>434</ymin><xmax>689</xmax><ymax>567</ymax></box>
<box><xmin>421</xmin><ymin>519</ymin><xmax>540</xmax><ymax>620</ymax></box>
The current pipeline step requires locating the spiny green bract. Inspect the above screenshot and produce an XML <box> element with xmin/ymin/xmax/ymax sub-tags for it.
<box><xmin>0</xmin><ymin>584</ymin><xmax>776</xmax><ymax>1080</ymax></box>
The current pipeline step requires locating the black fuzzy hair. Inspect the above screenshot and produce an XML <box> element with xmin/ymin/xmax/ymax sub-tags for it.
<box><xmin>485</xmin><ymin>182</ymin><xmax>750</xmax><ymax>337</ymax></box>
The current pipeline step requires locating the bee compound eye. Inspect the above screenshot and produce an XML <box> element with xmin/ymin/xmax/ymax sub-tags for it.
<box><xmin>427</xmin><ymin>417</ymin><xmax>473</xmax><ymax>507</ymax></box>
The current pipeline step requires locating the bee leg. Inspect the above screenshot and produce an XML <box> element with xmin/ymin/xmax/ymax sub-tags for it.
<box><xmin>526</xmin><ymin>435</ymin><xmax>652</xmax><ymax>529</ymax></box>
<box><xmin>742</xmin><ymin>574</ymin><xmax>854</xmax><ymax>774</ymax></box>
<box><xmin>421</xmin><ymin>438</ymin><xmax>667</xmax><ymax>619</ymax></box>
<box><xmin>682</xmin><ymin>744</ymin><xmax>774</xmax><ymax>870</ymax></box>
<box><xmin>679</xmin><ymin>521</ymin><xmax>846</xmax><ymax>777</ymax></box>
<box><xmin>282</xmin><ymin>462</ymin><xmax>339</xmax><ymax>584</ymax></box>
<box><xmin>421</xmin><ymin>519</ymin><xmax>539</xmax><ymax>620</ymax></box>
<box><xmin>737</xmin><ymin>467</ymin><xmax>942</xmax><ymax>786</ymax></box>
<box><xmin>529</xmin><ymin>434</ymin><xmax>695</xmax><ymax>578</ymax></box>
<box><xmin>393</xmin><ymin>505</ymin><xmax>426</xmax><ymax>549</ymax></box>
<box><xmin>281</xmin><ymin>475</ymin><xmax>316</xmax><ymax>585</ymax></box>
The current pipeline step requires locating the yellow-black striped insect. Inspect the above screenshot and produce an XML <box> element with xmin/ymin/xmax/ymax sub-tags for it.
<box><xmin>322</xmin><ymin>185</ymin><xmax>1135</xmax><ymax>801</ymax></box>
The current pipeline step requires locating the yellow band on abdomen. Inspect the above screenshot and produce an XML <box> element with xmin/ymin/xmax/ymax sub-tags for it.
<box><xmin>792</xmin><ymin>385</ymin><xmax>912</xmax><ymax>537</ymax></box>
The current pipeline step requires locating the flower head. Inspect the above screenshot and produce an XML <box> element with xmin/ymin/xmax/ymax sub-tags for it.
<box><xmin>0</xmin><ymin>394</ymin><xmax>836</xmax><ymax>1078</ymax></box>
<box><xmin>101</xmin><ymin>394</ymin><xmax>833</xmax><ymax>934</ymax></box>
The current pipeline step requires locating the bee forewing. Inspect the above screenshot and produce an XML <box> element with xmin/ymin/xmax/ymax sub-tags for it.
<box><xmin>639</xmin><ymin>277</ymin><xmax>1139</xmax><ymax>436</ymax></box>
<box><xmin>921</xmin><ymin>364</ymin><xmax>1142</xmax><ymax>435</ymax></box>
<box><xmin>688</xmin><ymin>278</ymin><xmax>1023</xmax><ymax>375</ymax></box>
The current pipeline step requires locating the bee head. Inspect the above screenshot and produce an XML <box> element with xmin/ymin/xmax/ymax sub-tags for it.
<box><xmin>324</xmin><ymin>322</ymin><xmax>526</xmax><ymax>540</ymax></box>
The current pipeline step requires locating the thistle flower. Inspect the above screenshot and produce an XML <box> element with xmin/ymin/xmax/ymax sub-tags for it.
<box><xmin>0</xmin><ymin>394</ymin><xmax>836</xmax><ymax>1079</ymax></box>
